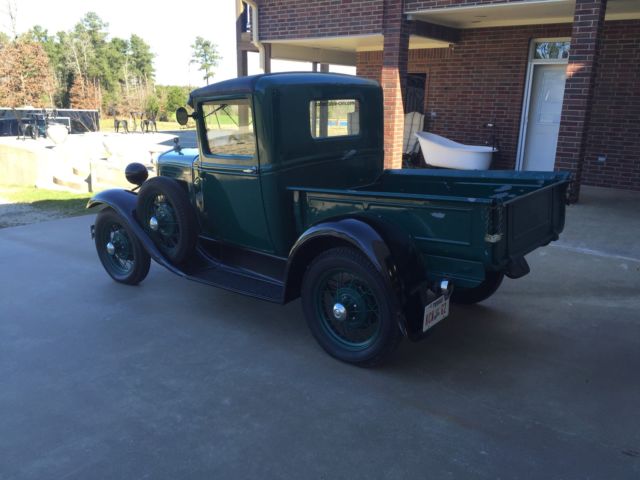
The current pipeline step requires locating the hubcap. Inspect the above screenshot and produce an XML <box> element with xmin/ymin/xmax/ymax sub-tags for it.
<box><xmin>315</xmin><ymin>269</ymin><xmax>381</xmax><ymax>351</ymax></box>
<box><xmin>142</xmin><ymin>194</ymin><xmax>180</xmax><ymax>254</ymax></box>
<box><xmin>333</xmin><ymin>303</ymin><xmax>347</xmax><ymax>321</ymax></box>
<box><xmin>99</xmin><ymin>221</ymin><xmax>135</xmax><ymax>276</ymax></box>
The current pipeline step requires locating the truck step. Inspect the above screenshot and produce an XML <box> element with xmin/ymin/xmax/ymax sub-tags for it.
<box><xmin>182</xmin><ymin>250</ymin><xmax>284</xmax><ymax>303</ymax></box>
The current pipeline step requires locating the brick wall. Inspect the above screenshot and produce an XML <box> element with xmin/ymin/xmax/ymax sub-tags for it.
<box><xmin>381</xmin><ymin>0</ymin><xmax>411</xmax><ymax>169</ymax></box>
<box><xmin>357</xmin><ymin>21</ymin><xmax>640</xmax><ymax>190</ymax></box>
<box><xmin>555</xmin><ymin>0</ymin><xmax>607</xmax><ymax>201</ymax></box>
<box><xmin>358</xmin><ymin>24</ymin><xmax>572</xmax><ymax>169</ymax></box>
<box><xmin>257</xmin><ymin>0</ymin><xmax>383</xmax><ymax>40</ymax></box>
<box><xmin>405</xmin><ymin>0</ymin><xmax>531</xmax><ymax>10</ymax></box>
<box><xmin>582</xmin><ymin>20</ymin><xmax>640</xmax><ymax>190</ymax></box>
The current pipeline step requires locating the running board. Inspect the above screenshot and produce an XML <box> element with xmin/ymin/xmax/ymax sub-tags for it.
<box><xmin>178</xmin><ymin>248</ymin><xmax>285</xmax><ymax>303</ymax></box>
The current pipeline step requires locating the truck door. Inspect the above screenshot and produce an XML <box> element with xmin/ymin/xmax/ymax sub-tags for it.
<box><xmin>194</xmin><ymin>97</ymin><xmax>273</xmax><ymax>253</ymax></box>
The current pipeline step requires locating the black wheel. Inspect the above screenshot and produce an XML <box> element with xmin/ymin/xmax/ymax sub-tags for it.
<box><xmin>451</xmin><ymin>271</ymin><xmax>504</xmax><ymax>305</ymax></box>
<box><xmin>302</xmin><ymin>247</ymin><xmax>402</xmax><ymax>367</ymax></box>
<box><xmin>137</xmin><ymin>176</ymin><xmax>198</xmax><ymax>264</ymax></box>
<box><xmin>95</xmin><ymin>209</ymin><xmax>151</xmax><ymax>285</ymax></box>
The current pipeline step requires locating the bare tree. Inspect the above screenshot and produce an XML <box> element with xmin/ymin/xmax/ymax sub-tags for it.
<box><xmin>3</xmin><ymin>0</ymin><xmax>18</xmax><ymax>38</ymax></box>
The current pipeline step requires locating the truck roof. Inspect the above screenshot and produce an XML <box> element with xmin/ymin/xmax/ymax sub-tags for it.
<box><xmin>187</xmin><ymin>72</ymin><xmax>379</xmax><ymax>107</ymax></box>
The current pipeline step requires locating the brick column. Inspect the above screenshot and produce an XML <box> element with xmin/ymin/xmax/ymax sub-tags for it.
<box><xmin>555</xmin><ymin>0</ymin><xmax>607</xmax><ymax>202</ymax></box>
<box><xmin>381</xmin><ymin>0</ymin><xmax>410</xmax><ymax>170</ymax></box>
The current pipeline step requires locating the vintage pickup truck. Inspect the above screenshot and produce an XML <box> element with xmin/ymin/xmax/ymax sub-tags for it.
<box><xmin>88</xmin><ymin>73</ymin><xmax>570</xmax><ymax>366</ymax></box>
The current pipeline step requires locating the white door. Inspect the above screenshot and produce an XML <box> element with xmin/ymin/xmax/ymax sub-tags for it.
<box><xmin>522</xmin><ymin>64</ymin><xmax>567</xmax><ymax>171</ymax></box>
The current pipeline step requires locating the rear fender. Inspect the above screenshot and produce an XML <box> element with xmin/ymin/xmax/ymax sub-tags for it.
<box><xmin>284</xmin><ymin>217</ymin><xmax>427</xmax><ymax>337</ymax></box>
<box><xmin>87</xmin><ymin>189</ymin><xmax>185</xmax><ymax>276</ymax></box>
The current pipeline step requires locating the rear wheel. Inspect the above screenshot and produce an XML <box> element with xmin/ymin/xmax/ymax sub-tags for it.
<box><xmin>137</xmin><ymin>176</ymin><xmax>198</xmax><ymax>264</ymax></box>
<box><xmin>302</xmin><ymin>247</ymin><xmax>402</xmax><ymax>367</ymax></box>
<box><xmin>451</xmin><ymin>271</ymin><xmax>504</xmax><ymax>305</ymax></box>
<box><xmin>94</xmin><ymin>209</ymin><xmax>150</xmax><ymax>285</ymax></box>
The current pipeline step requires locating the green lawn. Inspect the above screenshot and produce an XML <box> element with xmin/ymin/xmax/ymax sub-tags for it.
<box><xmin>0</xmin><ymin>185</ymin><xmax>92</xmax><ymax>221</ymax></box>
<box><xmin>100</xmin><ymin>120</ymin><xmax>196</xmax><ymax>133</ymax></box>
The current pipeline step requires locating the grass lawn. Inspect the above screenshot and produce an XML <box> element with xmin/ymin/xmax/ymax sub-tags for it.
<box><xmin>100</xmin><ymin>120</ymin><xmax>196</xmax><ymax>133</ymax></box>
<box><xmin>0</xmin><ymin>185</ymin><xmax>93</xmax><ymax>228</ymax></box>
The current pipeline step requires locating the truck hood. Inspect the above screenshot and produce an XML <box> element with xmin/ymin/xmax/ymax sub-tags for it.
<box><xmin>157</xmin><ymin>147</ymin><xmax>198</xmax><ymax>182</ymax></box>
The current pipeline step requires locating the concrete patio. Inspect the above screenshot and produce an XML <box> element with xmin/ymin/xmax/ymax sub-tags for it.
<box><xmin>0</xmin><ymin>186</ymin><xmax>638</xmax><ymax>479</ymax></box>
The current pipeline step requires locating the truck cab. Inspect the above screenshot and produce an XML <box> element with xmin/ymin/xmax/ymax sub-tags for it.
<box><xmin>160</xmin><ymin>73</ymin><xmax>384</xmax><ymax>256</ymax></box>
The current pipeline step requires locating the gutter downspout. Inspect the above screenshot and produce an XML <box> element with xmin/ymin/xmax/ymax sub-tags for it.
<box><xmin>244</xmin><ymin>0</ymin><xmax>266</xmax><ymax>72</ymax></box>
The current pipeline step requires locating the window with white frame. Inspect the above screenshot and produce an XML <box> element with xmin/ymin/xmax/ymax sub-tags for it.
<box><xmin>533</xmin><ymin>41</ymin><xmax>570</xmax><ymax>60</ymax></box>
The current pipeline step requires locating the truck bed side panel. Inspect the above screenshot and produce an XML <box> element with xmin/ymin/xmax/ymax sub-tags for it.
<box><xmin>297</xmin><ymin>191</ymin><xmax>490</xmax><ymax>286</ymax></box>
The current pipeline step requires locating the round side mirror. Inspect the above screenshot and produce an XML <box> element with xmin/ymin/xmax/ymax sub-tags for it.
<box><xmin>125</xmin><ymin>162</ymin><xmax>149</xmax><ymax>186</ymax></box>
<box><xmin>176</xmin><ymin>107</ymin><xmax>190</xmax><ymax>126</ymax></box>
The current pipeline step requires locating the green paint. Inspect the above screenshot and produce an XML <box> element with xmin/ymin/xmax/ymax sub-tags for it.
<box><xmin>155</xmin><ymin>73</ymin><xmax>570</xmax><ymax>288</ymax></box>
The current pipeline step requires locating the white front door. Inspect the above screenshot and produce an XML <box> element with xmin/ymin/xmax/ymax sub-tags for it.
<box><xmin>522</xmin><ymin>64</ymin><xmax>567</xmax><ymax>171</ymax></box>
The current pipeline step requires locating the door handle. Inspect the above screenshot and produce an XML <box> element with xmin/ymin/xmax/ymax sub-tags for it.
<box><xmin>242</xmin><ymin>166</ymin><xmax>258</xmax><ymax>174</ymax></box>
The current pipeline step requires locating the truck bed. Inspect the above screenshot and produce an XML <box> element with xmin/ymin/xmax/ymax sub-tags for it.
<box><xmin>290</xmin><ymin>169</ymin><xmax>570</xmax><ymax>287</ymax></box>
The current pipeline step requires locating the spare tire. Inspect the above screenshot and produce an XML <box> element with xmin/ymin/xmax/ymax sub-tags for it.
<box><xmin>137</xmin><ymin>176</ymin><xmax>198</xmax><ymax>264</ymax></box>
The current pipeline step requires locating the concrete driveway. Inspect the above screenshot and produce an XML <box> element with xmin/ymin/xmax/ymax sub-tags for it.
<box><xmin>0</xmin><ymin>187</ymin><xmax>639</xmax><ymax>479</ymax></box>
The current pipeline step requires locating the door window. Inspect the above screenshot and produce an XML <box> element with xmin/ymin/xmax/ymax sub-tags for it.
<box><xmin>535</xmin><ymin>69</ymin><xmax>566</xmax><ymax>124</ymax></box>
<box><xmin>202</xmin><ymin>99</ymin><xmax>255</xmax><ymax>158</ymax></box>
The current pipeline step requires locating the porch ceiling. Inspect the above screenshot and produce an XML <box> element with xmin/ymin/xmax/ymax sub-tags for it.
<box><xmin>406</xmin><ymin>0</ymin><xmax>640</xmax><ymax>29</ymax></box>
<box><xmin>268</xmin><ymin>34</ymin><xmax>450</xmax><ymax>64</ymax></box>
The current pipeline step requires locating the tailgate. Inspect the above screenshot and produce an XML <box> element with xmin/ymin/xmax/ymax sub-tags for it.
<box><xmin>501</xmin><ymin>173</ymin><xmax>570</xmax><ymax>258</ymax></box>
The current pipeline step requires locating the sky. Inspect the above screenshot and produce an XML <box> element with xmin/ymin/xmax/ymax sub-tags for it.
<box><xmin>1</xmin><ymin>0</ymin><xmax>354</xmax><ymax>87</ymax></box>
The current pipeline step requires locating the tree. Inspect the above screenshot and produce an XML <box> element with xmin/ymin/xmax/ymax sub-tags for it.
<box><xmin>0</xmin><ymin>31</ymin><xmax>11</xmax><ymax>46</ymax></box>
<box><xmin>129</xmin><ymin>34</ymin><xmax>154</xmax><ymax>84</ymax></box>
<box><xmin>69</xmin><ymin>75</ymin><xmax>101</xmax><ymax>110</ymax></box>
<box><xmin>190</xmin><ymin>37</ymin><xmax>220</xmax><ymax>85</ymax></box>
<box><xmin>22</xmin><ymin>26</ymin><xmax>67</xmax><ymax>106</ymax></box>
<box><xmin>0</xmin><ymin>39</ymin><xmax>55</xmax><ymax>107</ymax></box>
<box><xmin>4</xmin><ymin>11</ymin><xmax>158</xmax><ymax>114</ymax></box>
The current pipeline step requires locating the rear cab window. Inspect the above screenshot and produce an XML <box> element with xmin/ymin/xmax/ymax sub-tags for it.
<box><xmin>309</xmin><ymin>99</ymin><xmax>360</xmax><ymax>139</ymax></box>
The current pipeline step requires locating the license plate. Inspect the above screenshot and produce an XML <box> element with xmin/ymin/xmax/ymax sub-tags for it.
<box><xmin>423</xmin><ymin>295</ymin><xmax>450</xmax><ymax>332</ymax></box>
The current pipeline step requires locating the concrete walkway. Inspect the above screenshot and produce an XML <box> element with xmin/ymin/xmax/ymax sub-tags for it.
<box><xmin>0</xmin><ymin>187</ymin><xmax>638</xmax><ymax>479</ymax></box>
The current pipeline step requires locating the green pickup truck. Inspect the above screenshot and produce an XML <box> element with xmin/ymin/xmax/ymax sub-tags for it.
<box><xmin>88</xmin><ymin>72</ymin><xmax>570</xmax><ymax>366</ymax></box>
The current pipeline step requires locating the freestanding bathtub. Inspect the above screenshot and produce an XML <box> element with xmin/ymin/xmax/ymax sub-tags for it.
<box><xmin>415</xmin><ymin>131</ymin><xmax>497</xmax><ymax>170</ymax></box>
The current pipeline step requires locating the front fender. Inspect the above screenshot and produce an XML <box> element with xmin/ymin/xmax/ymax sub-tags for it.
<box><xmin>87</xmin><ymin>189</ymin><xmax>184</xmax><ymax>276</ymax></box>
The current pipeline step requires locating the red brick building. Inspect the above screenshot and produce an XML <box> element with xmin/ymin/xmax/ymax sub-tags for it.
<box><xmin>236</xmin><ymin>0</ymin><xmax>640</xmax><ymax>199</ymax></box>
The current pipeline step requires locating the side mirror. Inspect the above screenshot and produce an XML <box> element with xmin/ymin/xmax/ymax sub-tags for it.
<box><xmin>176</xmin><ymin>107</ymin><xmax>192</xmax><ymax>126</ymax></box>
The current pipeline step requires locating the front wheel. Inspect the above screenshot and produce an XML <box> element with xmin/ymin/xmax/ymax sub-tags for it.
<box><xmin>301</xmin><ymin>247</ymin><xmax>402</xmax><ymax>367</ymax></box>
<box><xmin>137</xmin><ymin>176</ymin><xmax>198</xmax><ymax>264</ymax></box>
<box><xmin>94</xmin><ymin>209</ymin><xmax>151</xmax><ymax>285</ymax></box>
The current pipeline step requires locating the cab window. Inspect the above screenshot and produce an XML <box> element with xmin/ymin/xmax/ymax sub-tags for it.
<box><xmin>309</xmin><ymin>99</ymin><xmax>360</xmax><ymax>139</ymax></box>
<box><xmin>202</xmin><ymin>99</ymin><xmax>255</xmax><ymax>158</ymax></box>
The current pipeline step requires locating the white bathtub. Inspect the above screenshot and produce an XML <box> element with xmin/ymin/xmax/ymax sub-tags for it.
<box><xmin>415</xmin><ymin>131</ymin><xmax>497</xmax><ymax>170</ymax></box>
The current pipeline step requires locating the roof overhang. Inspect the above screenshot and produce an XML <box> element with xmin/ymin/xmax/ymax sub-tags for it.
<box><xmin>268</xmin><ymin>34</ymin><xmax>451</xmax><ymax>66</ymax></box>
<box><xmin>406</xmin><ymin>0</ymin><xmax>640</xmax><ymax>29</ymax></box>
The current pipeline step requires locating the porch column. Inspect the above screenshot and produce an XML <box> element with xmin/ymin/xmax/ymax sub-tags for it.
<box><xmin>381</xmin><ymin>0</ymin><xmax>410</xmax><ymax>169</ymax></box>
<box><xmin>263</xmin><ymin>43</ymin><xmax>272</xmax><ymax>74</ymax></box>
<box><xmin>236</xmin><ymin>0</ymin><xmax>249</xmax><ymax>77</ymax></box>
<box><xmin>555</xmin><ymin>0</ymin><xmax>608</xmax><ymax>202</ymax></box>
